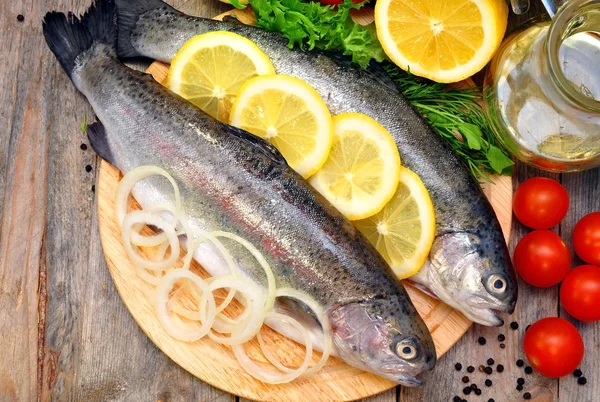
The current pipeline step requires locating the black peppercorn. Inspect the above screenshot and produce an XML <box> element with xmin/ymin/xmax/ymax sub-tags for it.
<box><xmin>484</xmin><ymin>366</ymin><xmax>493</xmax><ymax>375</ymax></box>
<box><xmin>488</xmin><ymin>399</ymin><xmax>496</xmax><ymax>402</ymax></box>
<box><xmin>462</xmin><ymin>399</ymin><xmax>467</xmax><ymax>402</ymax></box>
<box><xmin>470</xmin><ymin>383</ymin><xmax>477</xmax><ymax>390</ymax></box>
<box><xmin>516</xmin><ymin>384</ymin><xmax>524</xmax><ymax>391</ymax></box>
<box><xmin>573</xmin><ymin>369</ymin><xmax>583</xmax><ymax>377</ymax></box>
<box><xmin>510</xmin><ymin>321</ymin><xmax>519</xmax><ymax>330</ymax></box>
<box><xmin>455</xmin><ymin>363</ymin><xmax>463</xmax><ymax>371</ymax></box>
<box><xmin>487</xmin><ymin>358</ymin><xmax>495</xmax><ymax>365</ymax></box>
<box><xmin>497</xmin><ymin>364</ymin><xmax>505</xmax><ymax>373</ymax></box>
<box><xmin>17</xmin><ymin>14</ymin><xmax>24</xmax><ymax>22</ymax></box>
<box><xmin>578</xmin><ymin>377</ymin><xmax>587</xmax><ymax>385</ymax></box>
<box><xmin>485</xmin><ymin>379</ymin><xmax>492</xmax><ymax>387</ymax></box>
<box><xmin>80</xmin><ymin>143</ymin><xmax>88</xmax><ymax>150</ymax></box>
<box><xmin>517</xmin><ymin>378</ymin><xmax>525</xmax><ymax>385</ymax></box>
<box><xmin>525</xmin><ymin>366</ymin><xmax>533</xmax><ymax>374</ymax></box>
<box><xmin>516</xmin><ymin>359</ymin><xmax>524</xmax><ymax>367</ymax></box>
<box><xmin>498</xmin><ymin>334</ymin><xmax>505</xmax><ymax>342</ymax></box>
<box><xmin>462</xmin><ymin>376</ymin><xmax>470</xmax><ymax>383</ymax></box>
<box><xmin>500</xmin><ymin>343</ymin><xmax>506</xmax><ymax>349</ymax></box>
<box><xmin>474</xmin><ymin>389</ymin><xmax>482</xmax><ymax>396</ymax></box>
<box><xmin>91</xmin><ymin>185</ymin><xmax>95</xmax><ymax>192</ymax></box>
<box><xmin>463</xmin><ymin>387</ymin><xmax>472</xmax><ymax>395</ymax></box>
<box><xmin>478</xmin><ymin>336</ymin><xmax>487</xmax><ymax>345</ymax></box>
<box><xmin>453</xmin><ymin>396</ymin><xmax>461</xmax><ymax>402</ymax></box>
<box><xmin>85</xmin><ymin>164</ymin><xmax>92</xmax><ymax>172</ymax></box>
<box><xmin>467</xmin><ymin>366</ymin><xmax>475</xmax><ymax>373</ymax></box>
<box><xmin>524</xmin><ymin>392</ymin><xmax>532</xmax><ymax>400</ymax></box>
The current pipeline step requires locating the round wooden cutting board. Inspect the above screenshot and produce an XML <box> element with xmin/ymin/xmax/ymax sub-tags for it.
<box><xmin>96</xmin><ymin>7</ymin><xmax>513</xmax><ymax>402</ymax></box>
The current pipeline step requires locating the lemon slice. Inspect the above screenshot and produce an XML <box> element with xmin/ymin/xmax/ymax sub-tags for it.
<box><xmin>229</xmin><ymin>75</ymin><xmax>333</xmax><ymax>178</ymax></box>
<box><xmin>167</xmin><ymin>31</ymin><xmax>275</xmax><ymax>122</ymax></box>
<box><xmin>354</xmin><ymin>167</ymin><xmax>436</xmax><ymax>279</ymax></box>
<box><xmin>375</xmin><ymin>0</ymin><xmax>508</xmax><ymax>83</ymax></box>
<box><xmin>308</xmin><ymin>113</ymin><xmax>401</xmax><ymax>221</ymax></box>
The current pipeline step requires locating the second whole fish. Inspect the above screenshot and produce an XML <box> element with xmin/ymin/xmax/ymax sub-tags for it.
<box><xmin>114</xmin><ymin>0</ymin><xmax>518</xmax><ymax>326</ymax></box>
<box><xmin>43</xmin><ymin>0</ymin><xmax>436</xmax><ymax>386</ymax></box>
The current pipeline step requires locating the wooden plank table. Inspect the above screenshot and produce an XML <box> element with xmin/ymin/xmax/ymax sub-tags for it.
<box><xmin>0</xmin><ymin>0</ymin><xmax>597</xmax><ymax>401</ymax></box>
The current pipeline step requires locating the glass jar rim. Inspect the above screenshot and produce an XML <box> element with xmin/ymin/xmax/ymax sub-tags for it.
<box><xmin>547</xmin><ymin>0</ymin><xmax>600</xmax><ymax>113</ymax></box>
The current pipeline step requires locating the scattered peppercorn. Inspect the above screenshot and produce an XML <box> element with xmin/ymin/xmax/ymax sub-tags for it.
<box><xmin>80</xmin><ymin>143</ymin><xmax>88</xmax><ymax>150</ymax></box>
<box><xmin>462</xmin><ymin>399</ymin><xmax>467</xmax><ymax>402</ymax></box>
<box><xmin>525</xmin><ymin>366</ymin><xmax>533</xmax><ymax>374</ymax></box>
<box><xmin>85</xmin><ymin>164</ymin><xmax>92</xmax><ymax>172</ymax></box>
<box><xmin>516</xmin><ymin>384</ymin><xmax>524</xmax><ymax>391</ymax></box>
<box><xmin>463</xmin><ymin>387</ymin><xmax>472</xmax><ymax>395</ymax></box>
<box><xmin>497</xmin><ymin>364</ymin><xmax>505</xmax><ymax>373</ymax></box>
<box><xmin>498</xmin><ymin>334</ymin><xmax>505</xmax><ymax>342</ymax></box>
<box><xmin>467</xmin><ymin>366</ymin><xmax>475</xmax><ymax>373</ymax></box>
<box><xmin>91</xmin><ymin>185</ymin><xmax>95</xmax><ymax>192</ymax></box>
<box><xmin>484</xmin><ymin>367</ymin><xmax>493</xmax><ymax>375</ymax></box>
<box><xmin>17</xmin><ymin>14</ymin><xmax>24</xmax><ymax>22</ymax></box>
<box><xmin>462</xmin><ymin>376</ymin><xmax>470</xmax><ymax>383</ymax></box>
<box><xmin>516</xmin><ymin>359</ymin><xmax>524</xmax><ymax>367</ymax></box>
<box><xmin>510</xmin><ymin>321</ymin><xmax>519</xmax><ymax>330</ymax></box>
<box><xmin>485</xmin><ymin>379</ymin><xmax>492</xmax><ymax>387</ymax></box>
<box><xmin>487</xmin><ymin>358</ymin><xmax>495</xmax><ymax>365</ymax></box>
<box><xmin>578</xmin><ymin>377</ymin><xmax>587</xmax><ymax>385</ymax></box>
<box><xmin>573</xmin><ymin>369</ymin><xmax>583</xmax><ymax>377</ymax></box>
<box><xmin>500</xmin><ymin>343</ymin><xmax>506</xmax><ymax>349</ymax></box>
<box><xmin>524</xmin><ymin>392</ymin><xmax>532</xmax><ymax>400</ymax></box>
<box><xmin>453</xmin><ymin>396</ymin><xmax>461</xmax><ymax>402</ymax></box>
<box><xmin>478</xmin><ymin>336</ymin><xmax>487</xmax><ymax>345</ymax></box>
<box><xmin>455</xmin><ymin>363</ymin><xmax>462</xmax><ymax>371</ymax></box>
<box><xmin>470</xmin><ymin>383</ymin><xmax>478</xmax><ymax>390</ymax></box>
<box><xmin>488</xmin><ymin>399</ymin><xmax>495</xmax><ymax>402</ymax></box>
<box><xmin>517</xmin><ymin>378</ymin><xmax>525</xmax><ymax>385</ymax></box>
<box><xmin>474</xmin><ymin>388</ymin><xmax>482</xmax><ymax>396</ymax></box>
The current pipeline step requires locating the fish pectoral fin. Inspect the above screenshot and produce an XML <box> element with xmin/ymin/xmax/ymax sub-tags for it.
<box><xmin>86</xmin><ymin>121</ymin><xmax>115</xmax><ymax>165</ymax></box>
<box><xmin>223</xmin><ymin>123</ymin><xmax>288</xmax><ymax>166</ymax></box>
<box><xmin>269</xmin><ymin>296</ymin><xmax>328</xmax><ymax>352</ymax></box>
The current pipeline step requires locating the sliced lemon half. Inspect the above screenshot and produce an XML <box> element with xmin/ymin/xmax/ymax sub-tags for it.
<box><xmin>167</xmin><ymin>31</ymin><xmax>275</xmax><ymax>122</ymax></box>
<box><xmin>375</xmin><ymin>0</ymin><xmax>508</xmax><ymax>83</ymax></box>
<box><xmin>354</xmin><ymin>166</ymin><xmax>436</xmax><ymax>279</ymax></box>
<box><xmin>229</xmin><ymin>74</ymin><xmax>334</xmax><ymax>178</ymax></box>
<box><xmin>309</xmin><ymin>113</ymin><xmax>401</xmax><ymax>221</ymax></box>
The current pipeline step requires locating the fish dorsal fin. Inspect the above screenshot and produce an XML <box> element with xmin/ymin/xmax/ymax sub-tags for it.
<box><xmin>223</xmin><ymin>124</ymin><xmax>288</xmax><ymax>165</ymax></box>
<box><xmin>86</xmin><ymin>121</ymin><xmax>115</xmax><ymax>165</ymax></box>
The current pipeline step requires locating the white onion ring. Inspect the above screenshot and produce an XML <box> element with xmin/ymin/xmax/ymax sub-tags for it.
<box><xmin>232</xmin><ymin>312</ymin><xmax>312</xmax><ymax>384</ymax></box>
<box><xmin>156</xmin><ymin>269</ymin><xmax>215</xmax><ymax>342</ymax></box>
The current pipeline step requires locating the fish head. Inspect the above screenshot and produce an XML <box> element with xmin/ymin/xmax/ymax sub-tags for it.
<box><xmin>426</xmin><ymin>231</ymin><xmax>517</xmax><ymax>326</ymax></box>
<box><xmin>328</xmin><ymin>296</ymin><xmax>436</xmax><ymax>386</ymax></box>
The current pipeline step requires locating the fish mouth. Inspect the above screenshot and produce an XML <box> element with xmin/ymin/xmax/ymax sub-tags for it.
<box><xmin>467</xmin><ymin>307</ymin><xmax>504</xmax><ymax>327</ymax></box>
<box><xmin>379</xmin><ymin>364</ymin><xmax>424</xmax><ymax>386</ymax></box>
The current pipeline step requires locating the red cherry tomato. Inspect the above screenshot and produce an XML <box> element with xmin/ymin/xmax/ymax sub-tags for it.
<box><xmin>561</xmin><ymin>265</ymin><xmax>600</xmax><ymax>322</ymax></box>
<box><xmin>523</xmin><ymin>317</ymin><xmax>584</xmax><ymax>378</ymax></box>
<box><xmin>572</xmin><ymin>212</ymin><xmax>600</xmax><ymax>265</ymax></box>
<box><xmin>513</xmin><ymin>177</ymin><xmax>569</xmax><ymax>229</ymax></box>
<box><xmin>513</xmin><ymin>230</ymin><xmax>571</xmax><ymax>287</ymax></box>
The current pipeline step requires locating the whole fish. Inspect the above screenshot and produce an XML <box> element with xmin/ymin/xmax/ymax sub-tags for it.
<box><xmin>113</xmin><ymin>0</ymin><xmax>518</xmax><ymax>325</ymax></box>
<box><xmin>43</xmin><ymin>0</ymin><xmax>436</xmax><ymax>386</ymax></box>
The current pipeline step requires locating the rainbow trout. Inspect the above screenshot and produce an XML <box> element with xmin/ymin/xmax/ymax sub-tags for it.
<box><xmin>114</xmin><ymin>0</ymin><xmax>518</xmax><ymax>326</ymax></box>
<box><xmin>43</xmin><ymin>0</ymin><xmax>436</xmax><ymax>386</ymax></box>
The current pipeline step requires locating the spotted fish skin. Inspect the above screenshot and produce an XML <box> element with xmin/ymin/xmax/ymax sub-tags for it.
<box><xmin>115</xmin><ymin>0</ymin><xmax>518</xmax><ymax>326</ymax></box>
<box><xmin>42</xmin><ymin>0</ymin><xmax>436</xmax><ymax>386</ymax></box>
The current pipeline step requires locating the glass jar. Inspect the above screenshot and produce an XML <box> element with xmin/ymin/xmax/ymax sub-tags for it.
<box><xmin>484</xmin><ymin>0</ymin><xmax>600</xmax><ymax>172</ymax></box>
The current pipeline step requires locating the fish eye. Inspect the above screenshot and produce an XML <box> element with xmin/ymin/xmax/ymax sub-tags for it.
<box><xmin>395</xmin><ymin>339</ymin><xmax>419</xmax><ymax>360</ymax></box>
<box><xmin>487</xmin><ymin>274</ymin><xmax>507</xmax><ymax>293</ymax></box>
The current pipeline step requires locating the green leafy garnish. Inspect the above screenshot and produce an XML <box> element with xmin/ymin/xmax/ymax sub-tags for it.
<box><xmin>249</xmin><ymin>0</ymin><xmax>513</xmax><ymax>180</ymax></box>
<box><xmin>81</xmin><ymin>114</ymin><xmax>87</xmax><ymax>134</ymax></box>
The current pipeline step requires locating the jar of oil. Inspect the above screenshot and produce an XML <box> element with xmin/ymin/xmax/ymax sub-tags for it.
<box><xmin>484</xmin><ymin>0</ymin><xmax>600</xmax><ymax>171</ymax></box>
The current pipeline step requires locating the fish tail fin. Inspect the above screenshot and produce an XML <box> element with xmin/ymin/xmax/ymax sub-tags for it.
<box><xmin>115</xmin><ymin>0</ymin><xmax>177</xmax><ymax>58</ymax></box>
<box><xmin>43</xmin><ymin>0</ymin><xmax>117</xmax><ymax>79</ymax></box>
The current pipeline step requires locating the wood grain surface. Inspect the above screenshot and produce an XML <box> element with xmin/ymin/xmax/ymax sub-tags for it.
<box><xmin>0</xmin><ymin>0</ymin><xmax>598</xmax><ymax>401</ymax></box>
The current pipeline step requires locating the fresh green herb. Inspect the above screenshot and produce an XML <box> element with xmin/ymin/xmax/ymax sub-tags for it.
<box><xmin>251</xmin><ymin>0</ymin><xmax>385</xmax><ymax>68</ymax></box>
<box><xmin>249</xmin><ymin>0</ymin><xmax>514</xmax><ymax>180</ymax></box>
<box><xmin>229</xmin><ymin>0</ymin><xmax>248</xmax><ymax>9</ymax></box>
<box><xmin>81</xmin><ymin>114</ymin><xmax>87</xmax><ymax>134</ymax></box>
